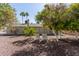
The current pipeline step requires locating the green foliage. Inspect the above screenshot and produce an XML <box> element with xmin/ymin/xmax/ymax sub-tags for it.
<box><xmin>0</xmin><ymin>3</ymin><xmax>16</xmax><ymax>28</ymax></box>
<box><xmin>20</xmin><ymin>12</ymin><xmax>29</xmax><ymax>24</ymax></box>
<box><xmin>20</xmin><ymin>12</ymin><xmax>26</xmax><ymax>17</ymax></box>
<box><xmin>23</xmin><ymin>26</ymin><xmax>36</xmax><ymax>36</ymax></box>
<box><xmin>35</xmin><ymin>3</ymin><xmax>67</xmax><ymax>32</ymax></box>
<box><xmin>35</xmin><ymin>3</ymin><xmax>79</xmax><ymax>33</ymax></box>
<box><xmin>63</xmin><ymin>3</ymin><xmax>79</xmax><ymax>32</ymax></box>
<box><xmin>64</xmin><ymin>19</ymin><xmax>79</xmax><ymax>31</ymax></box>
<box><xmin>35</xmin><ymin>3</ymin><xmax>79</xmax><ymax>40</ymax></box>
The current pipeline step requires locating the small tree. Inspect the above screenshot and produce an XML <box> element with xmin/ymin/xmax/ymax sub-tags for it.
<box><xmin>23</xmin><ymin>26</ymin><xmax>36</xmax><ymax>36</ymax></box>
<box><xmin>35</xmin><ymin>3</ymin><xmax>66</xmax><ymax>41</ymax></box>
<box><xmin>0</xmin><ymin>3</ymin><xmax>16</xmax><ymax>28</ymax></box>
<box><xmin>67</xmin><ymin>20</ymin><xmax>79</xmax><ymax>40</ymax></box>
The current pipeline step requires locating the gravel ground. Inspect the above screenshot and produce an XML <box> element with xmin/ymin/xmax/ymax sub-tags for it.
<box><xmin>0</xmin><ymin>36</ymin><xmax>27</xmax><ymax>56</ymax></box>
<box><xmin>0</xmin><ymin>36</ymin><xmax>79</xmax><ymax>56</ymax></box>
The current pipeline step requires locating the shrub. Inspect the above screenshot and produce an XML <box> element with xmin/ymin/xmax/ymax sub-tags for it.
<box><xmin>23</xmin><ymin>26</ymin><xmax>36</xmax><ymax>36</ymax></box>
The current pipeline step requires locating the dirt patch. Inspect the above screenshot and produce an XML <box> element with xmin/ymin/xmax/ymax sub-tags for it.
<box><xmin>12</xmin><ymin>38</ymin><xmax>79</xmax><ymax>56</ymax></box>
<box><xmin>12</xmin><ymin>37</ymin><xmax>34</xmax><ymax>46</ymax></box>
<box><xmin>1</xmin><ymin>36</ymin><xmax>79</xmax><ymax>56</ymax></box>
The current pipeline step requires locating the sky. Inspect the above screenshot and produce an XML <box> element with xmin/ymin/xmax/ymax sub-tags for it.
<box><xmin>10</xmin><ymin>3</ymin><xmax>45</xmax><ymax>24</ymax></box>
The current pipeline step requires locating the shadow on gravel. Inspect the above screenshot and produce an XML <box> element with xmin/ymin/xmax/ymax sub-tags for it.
<box><xmin>59</xmin><ymin>38</ymin><xmax>79</xmax><ymax>46</ymax></box>
<box><xmin>12</xmin><ymin>38</ymin><xmax>79</xmax><ymax>56</ymax></box>
<box><xmin>12</xmin><ymin>37</ymin><xmax>34</xmax><ymax>46</ymax></box>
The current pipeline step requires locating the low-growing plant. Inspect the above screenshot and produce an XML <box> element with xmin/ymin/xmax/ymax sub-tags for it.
<box><xmin>23</xmin><ymin>26</ymin><xmax>36</xmax><ymax>36</ymax></box>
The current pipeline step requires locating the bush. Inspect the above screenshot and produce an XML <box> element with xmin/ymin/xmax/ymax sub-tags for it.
<box><xmin>23</xmin><ymin>26</ymin><xmax>36</xmax><ymax>36</ymax></box>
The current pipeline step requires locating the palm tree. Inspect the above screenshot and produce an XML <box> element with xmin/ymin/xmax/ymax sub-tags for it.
<box><xmin>20</xmin><ymin>12</ymin><xmax>25</xmax><ymax>24</ymax></box>
<box><xmin>25</xmin><ymin>12</ymin><xmax>29</xmax><ymax>25</ymax></box>
<box><xmin>25</xmin><ymin>12</ymin><xmax>29</xmax><ymax>20</ymax></box>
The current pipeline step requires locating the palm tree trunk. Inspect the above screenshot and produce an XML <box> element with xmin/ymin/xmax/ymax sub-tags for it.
<box><xmin>22</xmin><ymin>16</ymin><xmax>23</xmax><ymax>24</ymax></box>
<box><xmin>26</xmin><ymin>16</ymin><xmax>27</xmax><ymax>21</ymax></box>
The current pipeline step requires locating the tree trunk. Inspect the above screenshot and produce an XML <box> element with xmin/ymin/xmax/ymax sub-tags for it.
<box><xmin>75</xmin><ymin>31</ymin><xmax>78</xmax><ymax>40</ymax></box>
<box><xmin>53</xmin><ymin>30</ymin><xmax>59</xmax><ymax>41</ymax></box>
<box><xmin>58</xmin><ymin>31</ymin><xmax>62</xmax><ymax>39</ymax></box>
<box><xmin>56</xmin><ymin>34</ymin><xmax>59</xmax><ymax>42</ymax></box>
<box><xmin>22</xmin><ymin>16</ymin><xmax>23</xmax><ymax>24</ymax></box>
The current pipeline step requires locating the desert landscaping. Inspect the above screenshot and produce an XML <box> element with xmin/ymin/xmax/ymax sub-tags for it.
<box><xmin>0</xmin><ymin>35</ymin><xmax>79</xmax><ymax>56</ymax></box>
<box><xmin>1</xmin><ymin>3</ymin><xmax>79</xmax><ymax>56</ymax></box>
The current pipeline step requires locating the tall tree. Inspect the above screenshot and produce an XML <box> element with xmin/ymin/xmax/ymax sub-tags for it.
<box><xmin>20</xmin><ymin>12</ymin><xmax>25</xmax><ymax>24</ymax></box>
<box><xmin>25</xmin><ymin>12</ymin><xmax>29</xmax><ymax>20</ymax></box>
<box><xmin>20</xmin><ymin>12</ymin><xmax>29</xmax><ymax>24</ymax></box>
<box><xmin>25</xmin><ymin>12</ymin><xmax>29</xmax><ymax>24</ymax></box>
